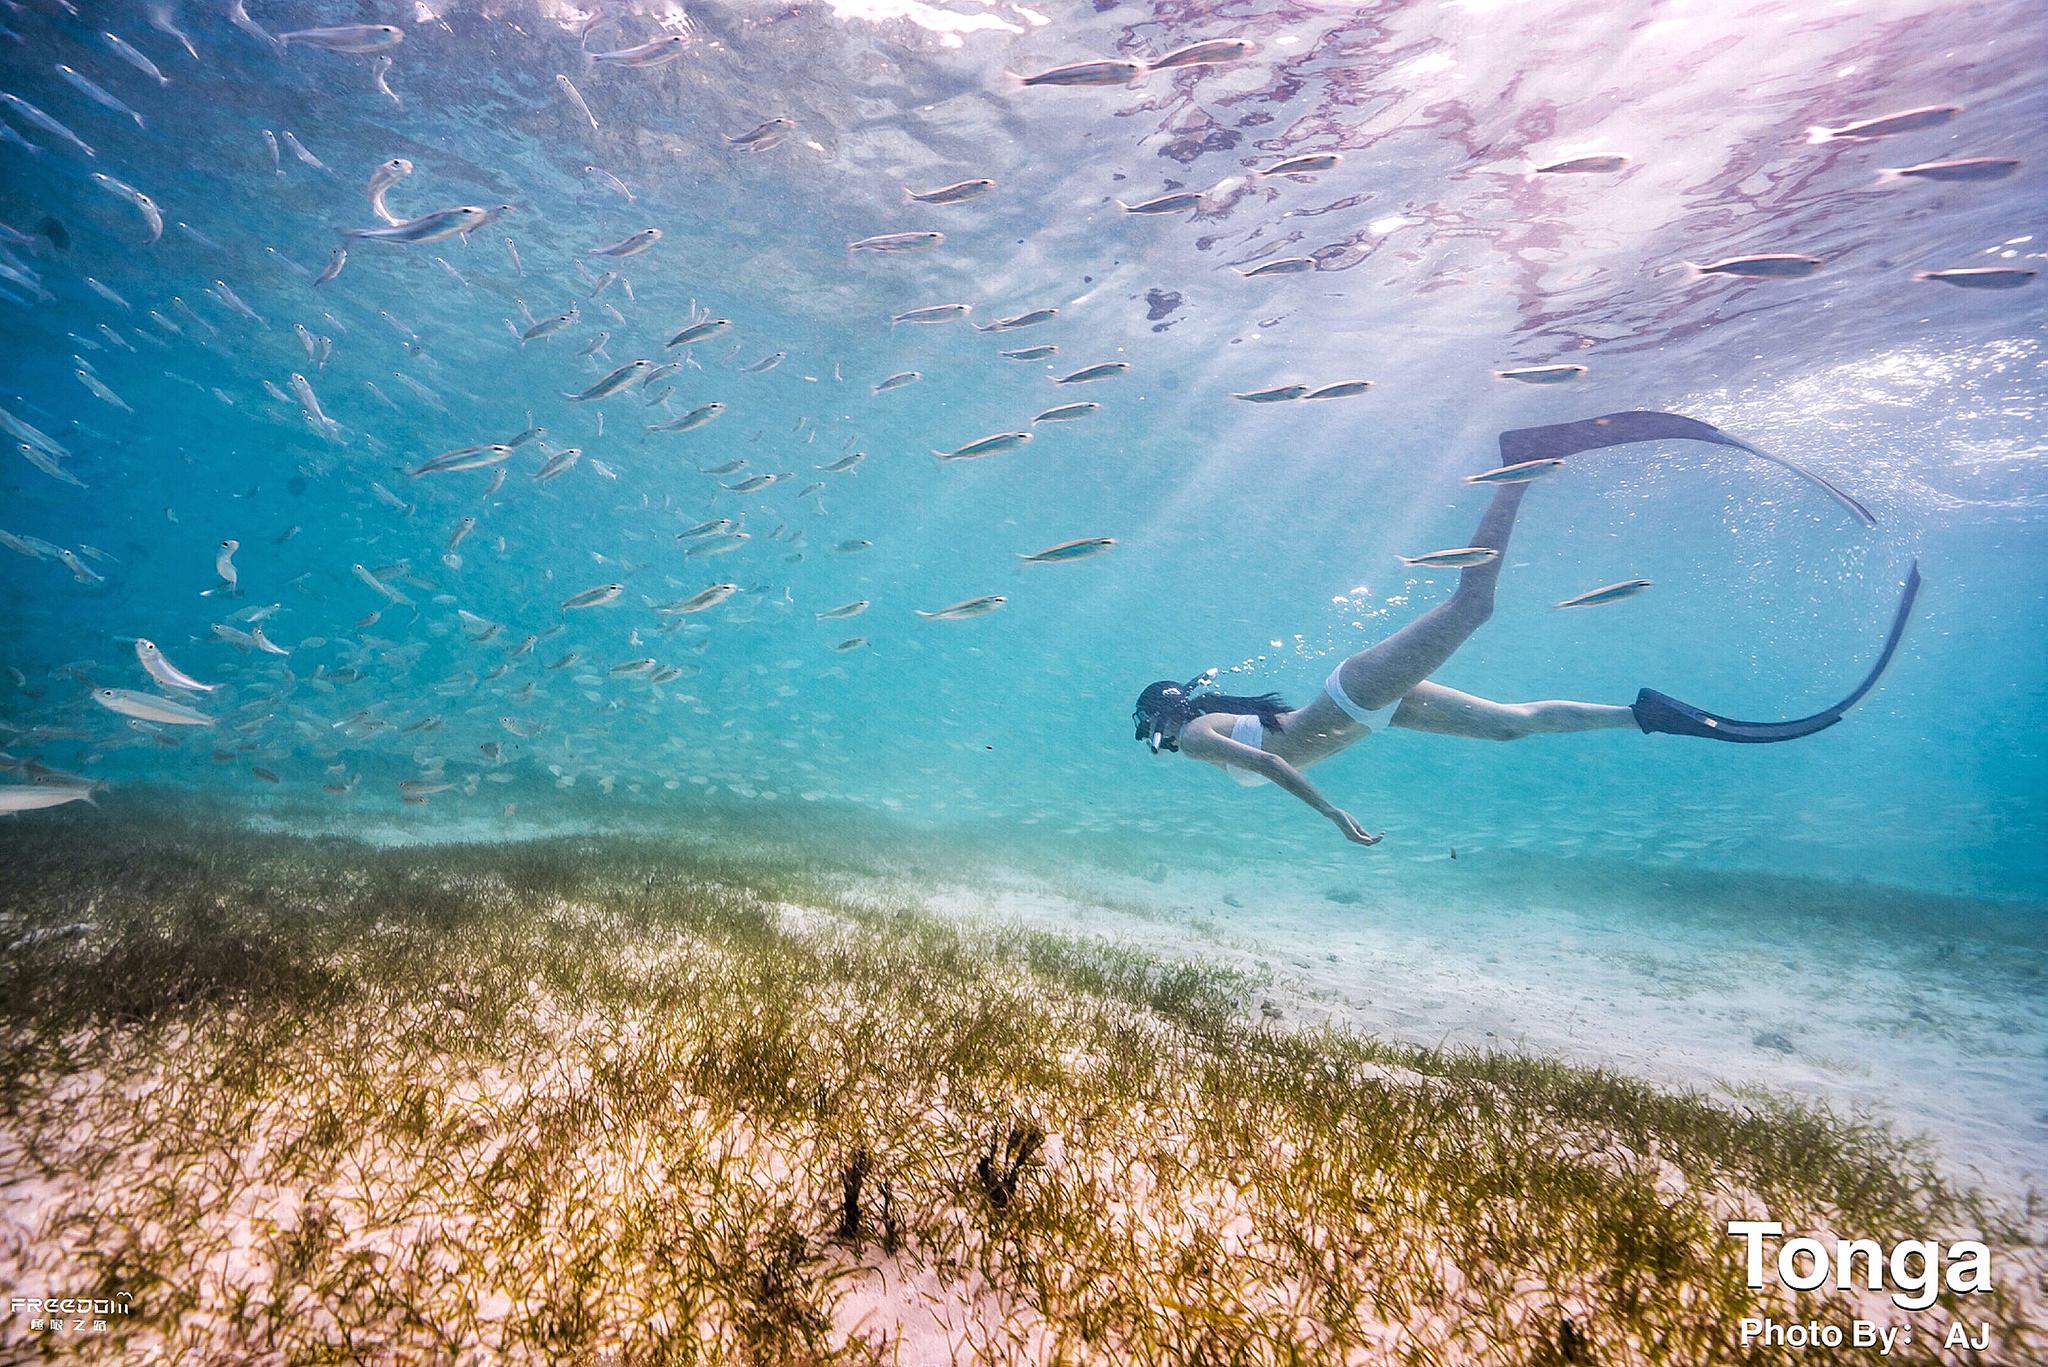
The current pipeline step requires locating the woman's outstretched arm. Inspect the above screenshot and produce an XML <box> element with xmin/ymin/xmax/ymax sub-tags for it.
<box><xmin>1177</xmin><ymin>726</ymin><xmax>1382</xmax><ymax>845</ymax></box>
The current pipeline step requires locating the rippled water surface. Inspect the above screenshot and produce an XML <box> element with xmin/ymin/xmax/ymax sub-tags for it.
<box><xmin>1</xmin><ymin>0</ymin><xmax>2043</xmax><ymax>902</ymax></box>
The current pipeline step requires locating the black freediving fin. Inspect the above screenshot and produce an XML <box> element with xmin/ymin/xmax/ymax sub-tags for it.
<box><xmin>1497</xmin><ymin>410</ymin><xmax>1877</xmax><ymax>527</ymax></box>
<box><xmin>1632</xmin><ymin>561</ymin><xmax>1921</xmax><ymax>743</ymax></box>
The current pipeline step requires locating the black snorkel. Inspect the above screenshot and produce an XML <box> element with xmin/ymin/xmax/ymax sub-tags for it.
<box><xmin>1134</xmin><ymin>674</ymin><xmax>1211</xmax><ymax>754</ymax></box>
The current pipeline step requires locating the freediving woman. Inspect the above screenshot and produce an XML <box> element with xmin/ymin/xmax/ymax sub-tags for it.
<box><xmin>1130</xmin><ymin>411</ymin><xmax>1921</xmax><ymax>845</ymax></box>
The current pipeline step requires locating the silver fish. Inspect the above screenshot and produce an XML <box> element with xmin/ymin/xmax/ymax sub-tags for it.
<box><xmin>314</xmin><ymin>245</ymin><xmax>348</xmax><ymax>285</ymax></box>
<box><xmin>562</xmin><ymin>583</ymin><xmax>625</xmax><ymax>610</ymax></box>
<box><xmin>1496</xmin><ymin>364</ymin><xmax>1586</xmax><ymax>384</ymax></box>
<box><xmin>648</xmin><ymin>402</ymin><xmax>724</xmax><ymax>433</ymax></box>
<box><xmin>662</xmin><ymin>583</ymin><xmax>737</xmax><ymax>614</ymax></box>
<box><xmin>1238</xmin><ymin>257</ymin><xmax>1316</xmax><ymax>277</ymax></box>
<box><xmin>368</xmin><ymin>157</ymin><xmax>412</xmax><ymax>223</ymax></box>
<box><xmin>0</xmin><ymin>94</ymin><xmax>95</xmax><ymax>159</ymax></box>
<box><xmin>1535</xmin><ymin>155</ymin><xmax>1628</xmax><ymax>174</ymax></box>
<box><xmin>90</xmin><ymin>174</ymin><xmax>162</xmax><ymax>243</ymax></box>
<box><xmin>1033</xmin><ymin>402</ymin><xmax>1099</xmax><ymax>423</ymax></box>
<box><xmin>93</xmin><ymin>687</ymin><xmax>212</xmax><ymax>726</ymax></box>
<box><xmin>1914</xmin><ymin>267</ymin><xmax>2035</xmax><ymax>290</ymax></box>
<box><xmin>279</xmin><ymin>24</ymin><xmax>404</xmax><ymax>53</ymax></box>
<box><xmin>1464</xmin><ymin>459</ymin><xmax>1565</xmax><ymax>486</ymax></box>
<box><xmin>916</xmin><ymin>595</ymin><xmax>1005</xmax><ymax>619</ymax></box>
<box><xmin>1002</xmin><ymin>345</ymin><xmax>1058</xmax><ymax>361</ymax></box>
<box><xmin>343</xmin><ymin>206</ymin><xmax>490</xmax><ymax>245</ymax></box>
<box><xmin>588</xmin><ymin>227</ymin><xmax>661</xmax><ymax>257</ymax></box>
<box><xmin>1823</xmin><ymin>105</ymin><xmax>1959</xmax><ymax>140</ymax></box>
<box><xmin>1055</xmin><ymin>361</ymin><xmax>1128</xmax><ymax>384</ymax></box>
<box><xmin>1554</xmin><ymin>579</ymin><xmax>1653</xmax><ymax>609</ymax></box>
<box><xmin>1118</xmin><ymin>191</ymin><xmax>1203</xmax><ymax>215</ymax></box>
<box><xmin>1883</xmin><ymin>157</ymin><xmax>2020</xmax><ymax>183</ymax></box>
<box><xmin>1019</xmin><ymin>537</ymin><xmax>1115</xmax><ymax>563</ymax></box>
<box><xmin>556</xmin><ymin>74</ymin><xmax>598</xmax><ymax>129</ymax></box>
<box><xmin>373</xmin><ymin>55</ymin><xmax>401</xmax><ymax>106</ymax></box>
<box><xmin>148</xmin><ymin>6</ymin><xmax>200</xmax><ymax>60</ymax></box>
<box><xmin>55</xmin><ymin>64</ymin><xmax>145</xmax><ymax>127</ymax></box>
<box><xmin>1302</xmin><ymin>379</ymin><xmax>1372</xmax><ymax>400</ymax></box>
<box><xmin>589</xmin><ymin>35</ymin><xmax>690</xmax><ymax>68</ymax></box>
<box><xmin>891</xmin><ymin>303</ymin><xmax>971</xmax><ymax>326</ymax></box>
<box><xmin>1398</xmin><ymin>547</ymin><xmax>1499</xmax><ymax>569</ymax></box>
<box><xmin>729</xmin><ymin>117</ymin><xmax>792</xmax><ymax>150</ymax></box>
<box><xmin>816</xmin><ymin>600</ymin><xmax>869</xmax><ymax>620</ymax></box>
<box><xmin>977</xmin><ymin>308</ymin><xmax>1058</xmax><ymax>332</ymax></box>
<box><xmin>666</xmin><ymin>318</ymin><xmax>730</xmax><ymax>347</ymax></box>
<box><xmin>906</xmin><ymin>178</ymin><xmax>994</xmax><ymax>204</ymax></box>
<box><xmin>873</xmin><ymin>371</ymin><xmax>921</xmax><ymax>393</ymax></box>
<box><xmin>1690</xmin><ymin>254</ymin><xmax>1822</xmax><ymax>278</ymax></box>
<box><xmin>848</xmin><ymin>231</ymin><xmax>942</xmax><ymax>253</ymax></box>
<box><xmin>1262</xmin><ymin>153</ymin><xmax>1340</xmax><ymax>176</ymax></box>
<box><xmin>935</xmin><ymin>431</ymin><xmax>1031</xmax><ymax>461</ymax></box>
<box><xmin>1149</xmin><ymin>39</ymin><xmax>1255</xmax><ymax>69</ymax></box>
<box><xmin>1020</xmin><ymin>60</ymin><xmax>1144</xmax><ymax>88</ymax></box>
<box><xmin>564</xmin><ymin>359</ymin><xmax>652</xmax><ymax>400</ymax></box>
<box><xmin>1233</xmin><ymin>385</ymin><xmax>1307</xmax><ymax>403</ymax></box>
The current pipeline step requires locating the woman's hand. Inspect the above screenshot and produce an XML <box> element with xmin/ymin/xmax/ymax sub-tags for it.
<box><xmin>1329</xmin><ymin>809</ymin><xmax>1383</xmax><ymax>846</ymax></box>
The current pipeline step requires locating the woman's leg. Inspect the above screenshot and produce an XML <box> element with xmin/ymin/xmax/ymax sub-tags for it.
<box><xmin>1335</xmin><ymin>483</ymin><xmax>1528</xmax><ymax>710</ymax></box>
<box><xmin>1388</xmin><ymin>681</ymin><xmax>1636</xmax><ymax>739</ymax></box>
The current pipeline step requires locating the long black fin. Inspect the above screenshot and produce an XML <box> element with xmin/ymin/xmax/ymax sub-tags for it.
<box><xmin>1498</xmin><ymin>410</ymin><xmax>1877</xmax><ymax>527</ymax></box>
<box><xmin>1632</xmin><ymin>562</ymin><xmax>1921</xmax><ymax>743</ymax></box>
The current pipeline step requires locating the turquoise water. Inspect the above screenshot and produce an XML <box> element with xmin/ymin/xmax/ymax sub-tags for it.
<box><xmin>1</xmin><ymin>0</ymin><xmax>2042</xmax><ymax>914</ymax></box>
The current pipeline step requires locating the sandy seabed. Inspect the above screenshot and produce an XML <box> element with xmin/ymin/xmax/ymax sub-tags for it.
<box><xmin>0</xmin><ymin>815</ymin><xmax>2040</xmax><ymax>1364</ymax></box>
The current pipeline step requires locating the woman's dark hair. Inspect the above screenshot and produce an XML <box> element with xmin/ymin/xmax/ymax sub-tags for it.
<box><xmin>1192</xmin><ymin>690</ymin><xmax>1291</xmax><ymax>729</ymax></box>
<box><xmin>1134</xmin><ymin>678</ymin><xmax>1292</xmax><ymax>748</ymax></box>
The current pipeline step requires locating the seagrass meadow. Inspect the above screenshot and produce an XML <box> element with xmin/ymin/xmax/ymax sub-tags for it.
<box><xmin>0</xmin><ymin>812</ymin><xmax>2039</xmax><ymax>1365</ymax></box>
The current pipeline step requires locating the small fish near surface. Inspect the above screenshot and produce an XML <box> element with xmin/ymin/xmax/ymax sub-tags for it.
<box><xmin>588</xmin><ymin>35</ymin><xmax>690</xmax><ymax>69</ymax></box>
<box><xmin>1302</xmin><ymin>380</ymin><xmax>1372</xmax><ymax>400</ymax></box>
<box><xmin>1238</xmin><ymin>257</ymin><xmax>1317</xmax><ymax>277</ymax></box>
<box><xmin>1399</xmin><ymin>547</ymin><xmax>1500</xmax><ymax>569</ymax></box>
<box><xmin>1149</xmin><ymin>39</ymin><xmax>1256</xmax><ymax>69</ymax></box>
<box><xmin>906</xmin><ymin>179</ymin><xmax>994</xmax><ymax>204</ymax></box>
<box><xmin>1880</xmin><ymin>158</ymin><xmax>2021</xmax><ymax>183</ymax></box>
<box><xmin>588</xmin><ymin>227</ymin><xmax>661</xmax><ymax>257</ymax></box>
<box><xmin>344</xmin><ymin>206</ymin><xmax>491</xmax><ymax>245</ymax></box>
<box><xmin>562</xmin><ymin>583</ymin><xmax>625</xmax><ymax>611</ymax></box>
<box><xmin>1687</xmin><ymin>254</ymin><xmax>1822</xmax><ymax>279</ymax></box>
<box><xmin>1118</xmin><ymin>191</ymin><xmax>1204</xmax><ymax>215</ymax></box>
<box><xmin>279</xmin><ymin>24</ymin><xmax>404</xmax><ymax>53</ymax></box>
<box><xmin>1818</xmin><ymin>105</ymin><xmax>1960</xmax><ymax>141</ymax></box>
<box><xmin>1497</xmin><ymin>364</ymin><xmax>1587</xmax><ymax>384</ymax></box>
<box><xmin>1233</xmin><ymin>385</ymin><xmax>1309</xmax><ymax>403</ymax></box>
<box><xmin>916</xmin><ymin>595</ymin><xmax>1006</xmax><ymax>620</ymax></box>
<box><xmin>1535</xmin><ymin>155</ymin><xmax>1628</xmax><ymax>174</ymax></box>
<box><xmin>1019</xmin><ymin>60</ymin><xmax>1146</xmax><ymax>88</ymax></box>
<box><xmin>648</xmin><ymin>402</ymin><xmax>725</xmax><ymax>433</ymax></box>
<box><xmin>873</xmin><ymin>371</ymin><xmax>921</xmax><ymax>394</ymax></box>
<box><xmin>1019</xmin><ymin>537</ymin><xmax>1116</xmax><ymax>564</ymax></box>
<box><xmin>1261</xmin><ymin>153</ymin><xmax>1340</xmax><ymax>176</ymax></box>
<box><xmin>666</xmin><ymin>318</ymin><xmax>730</xmax><ymax>347</ymax></box>
<box><xmin>891</xmin><ymin>303</ymin><xmax>971</xmax><ymax>326</ymax></box>
<box><xmin>1914</xmin><ymin>267</ymin><xmax>2035</xmax><ymax>290</ymax></box>
<box><xmin>1465</xmin><ymin>459</ymin><xmax>1565</xmax><ymax>486</ymax></box>
<box><xmin>935</xmin><ymin>432</ymin><xmax>1031</xmax><ymax>461</ymax></box>
<box><xmin>1555</xmin><ymin>579</ymin><xmax>1653</xmax><ymax>609</ymax></box>
<box><xmin>1054</xmin><ymin>362</ymin><xmax>1129</xmax><ymax>384</ymax></box>
<box><xmin>848</xmin><ymin>231</ymin><xmax>943</xmax><ymax>253</ymax></box>
<box><xmin>564</xmin><ymin>359</ymin><xmax>652</xmax><ymax>400</ymax></box>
